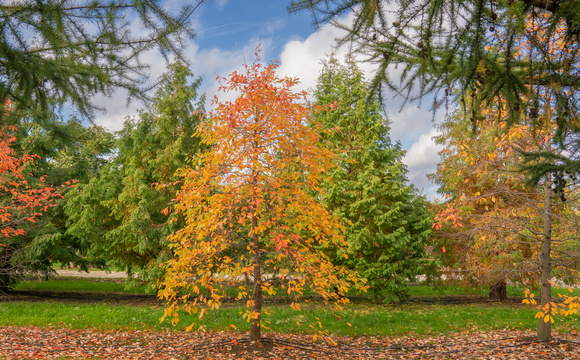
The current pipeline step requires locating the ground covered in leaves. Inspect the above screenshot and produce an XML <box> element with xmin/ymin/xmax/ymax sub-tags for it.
<box><xmin>0</xmin><ymin>326</ymin><xmax>579</xmax><ymax>359</ymax></box>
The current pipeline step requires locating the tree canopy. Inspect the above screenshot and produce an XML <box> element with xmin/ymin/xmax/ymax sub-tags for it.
<box><xmin>1</xmin><ymin>0</ymin><xmax>205</xmax><ymax>124</ymax></box>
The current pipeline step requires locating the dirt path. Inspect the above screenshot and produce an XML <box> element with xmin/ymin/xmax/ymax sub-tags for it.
<box><xmin>0</xmin><ymin>326</ymin><xmax>578</xmax><ymax>359</ymax></box>
<box><xmin>55</xmin><ymin>269</ymin><xmax>128</xmax><ymax>279</ymax></box>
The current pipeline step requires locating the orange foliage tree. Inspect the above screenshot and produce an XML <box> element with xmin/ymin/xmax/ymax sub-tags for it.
<box><xmin>432</xmin><ymin>105</ymin><xmax>580</xmax><ymax>338</ymax></box>
<box><xmin>159</xmin><ymin>50</ymin><xmax>364</xmax><ymax>342</ymax></box>
<box><xmin>0</xmin><ymin>123</ymin><xmax>63</xmax><ymax>292</ymax></box>
<box><xmin>431</xmin><ymin>106</ymin><xmax>553</xmax><ymax>290</ymax></box>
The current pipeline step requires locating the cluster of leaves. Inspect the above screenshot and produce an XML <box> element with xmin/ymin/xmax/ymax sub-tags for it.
<box><xmin>8</xmin><ymin>119</ymin><xmax>116</xmax><ymax>275</ymax></box>
<box><xmin>432</xmin><ymin>105</ymin><xmax>549</xmax><ymax>285</ymax></box>
<box><xmin>1</xmin><ymin>326</ymin><xmax>579</xmax><ymax>359</ymax></box>
<box><xmin>524</xmin><ymin>285</ymin><xmax>580</xmax><ymax>324</ymax></box>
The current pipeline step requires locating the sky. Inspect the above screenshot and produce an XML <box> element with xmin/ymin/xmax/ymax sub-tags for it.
<box><xmin>91</xmin><ymin>0</ymin><xmax>444</xmax><ymax>198</ymax></box>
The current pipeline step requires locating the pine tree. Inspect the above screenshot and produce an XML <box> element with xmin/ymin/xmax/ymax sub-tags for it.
<box><xmin>66</xmin><ymin>62</ymin><xmax>205</xmax><ymax>284</ymax></box>
<box><xmin>10</xmin><ymin>120</ymin><xmax>116</xmax><ymax>276</ymax></box>
<box><xmin>313</xmin><ymin>55</ymin><xmax>432</xmax><ymax>301</ymax></box>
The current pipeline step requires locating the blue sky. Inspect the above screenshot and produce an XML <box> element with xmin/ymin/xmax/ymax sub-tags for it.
<box><xmin>92</xmin><ymin>0</ymin><xmax>443</xmax><ymax>198</ymax></box>
<box><xmin>194</xmin><ymin>2</ymin><xmax>315</xmax><ymax>52</ymax></box>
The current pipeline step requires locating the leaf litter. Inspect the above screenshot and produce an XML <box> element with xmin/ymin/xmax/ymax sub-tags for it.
<box><xmin>0</xmin><ymin>326</ymin><xmax>579</xmax><ymax>359</ymax></box>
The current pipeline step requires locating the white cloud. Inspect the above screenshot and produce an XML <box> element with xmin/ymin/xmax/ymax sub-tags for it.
<box><xmin>277</xmin><ymin>22</ymin><xmax>346</xmax><ymax>94</ymax></box>
<box><xmin>403</xmin><ymin>127</ymin><xmax>443</xmax><ymax>198</ymax></box>
<box><xmin>276</xmin><ymin>15</ymin><xmax>377</xmax><ymax>96</ymax></box>
<box><xmin>214</xmin><ymin>0</ymin><xmax>228</xmax><ymax>10</ymax></box>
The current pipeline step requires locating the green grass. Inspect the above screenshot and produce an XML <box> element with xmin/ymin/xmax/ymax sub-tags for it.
<box><xmin>0</xmin><ymin>300</ymin><xmax>578</xmax><ymax>336</ymax></box>
<box><xmin>407</xmin><ymin>284</ymin><xmax>580</xmax><ymax>298</ymax></box>
<box><xmin>13</xmin><ymin>279</ymin><xmax>153</xmax><ymax>294</ymax></box>
<box><xmin>4</xmin><ymin>279</ymin><xmax>579</xmax><ymax>337</ymax></box>
<box><xmin>407</xmin><ymin>285</ymin><xmax>487</xmax><ymax>297</ymax></box>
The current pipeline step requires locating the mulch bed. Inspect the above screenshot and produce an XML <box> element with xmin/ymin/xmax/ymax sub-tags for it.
<box><xmin>0</xmin><ymin>326</ymin><xmax>578</xmax><ymax>359</ymax></box>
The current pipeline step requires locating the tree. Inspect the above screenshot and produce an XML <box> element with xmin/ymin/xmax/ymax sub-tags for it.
<box><xmin>160</xmin><ymin>50</ymin><xmax>365</xmax><ymax>342</ymax></box>
<box><xmin>66</xmin><ymin>62</ymin><xmax>204</xmax><ymax>284</ymax></box>
<box><xmin>9</xmin><ymin>119</ymin><xmax>116</xmax><ymax>275</ymax></box>
<box><xmin>1</xmin><ymin>0</ymin><xmax>205</xmax><ymax>124</ymax></box>
<box><xmin>312</xmin><ymin>54</ymin><xmax>432</xmax><ymax>301</ymax></box>
<box><xmin>0</xmin><ymin>123</ymin><xmax>62</xmax><ymax>293</ymax></box>
<box><xmin>289</xmin><ymin>1</ymin><xmax>580</xmax><ymax>173</ymax></box>
<box><xmin>431</xmin><ymin>100</ymin><xmax>580</xmax><ymax>339</ymax></box>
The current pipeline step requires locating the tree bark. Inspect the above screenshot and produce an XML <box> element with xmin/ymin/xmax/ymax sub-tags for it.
<box><xmin>537</xmin><ymin>170</ymin><xmax>553</xmax><ymax>341</ymax></box>
<box><xmin>489</xmin><ymin>279</ymin><xmax>507</xmax><ymax>301</ymax></box>
<box><xmin>249</xmin><ymin>207</ymin><xmax>262</xmax><ymax>342</ymax></box>
<box><xmin>0</xmin><ymin>249</ymin><xmax>13</xmax><ymax>295</ymax></box>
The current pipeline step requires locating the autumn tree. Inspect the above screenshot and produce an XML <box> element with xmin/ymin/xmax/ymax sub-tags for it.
<box><xmin>312</xmin><ymin>54</ymin><xmax>432</xmax><ymax>300</ymax></box>
<box><xmin>431</xmin><ymin>101</ymin><xmax>580</xmax><ymax>339</ymax></box>
<box><xmin>160</xmin><ymin>51</ymin><xmax>364</xmax><ymax>342</ymax></box>
<box><xmin>1</xmin><ymin>0</ymin><xmax>205</xmax><ymax>125</ymax></box>
<box><xmin>0</xmin><ymin>123</ymin><xmax>62</xmax><ymax>293</ymax></box>
<box><xmin>66</xmin><ymin>62</ymin><xmax>204</xmax><ymax>284</ymax></box>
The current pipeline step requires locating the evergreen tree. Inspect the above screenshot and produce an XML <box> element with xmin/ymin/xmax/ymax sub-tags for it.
<box><xmin>1</xmin><ymin>0</ymin><xmax>205</xmax><ymax>124</ymax></box>
<box><xmin>14</xmin><ymin>120</ymin><xmax>116</xmax><ymax>274</ymax></box>
<box><xmin>313</xmin><ymin>55</ymin><xmax>432</xmax><ymax>301</ymax></box>
<box><xmin>66</xmin><ymin>62</ymin><xmax>204</xmax><ymax>284</ymax></box>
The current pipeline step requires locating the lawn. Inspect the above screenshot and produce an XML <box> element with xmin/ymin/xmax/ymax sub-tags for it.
<box><xmin>14</xmin><ymin>279</ymin><xmax>152</xmax><ymax>294</ymax></box>
<box><xmin>3</xmin><ymin>278</ymin><xmax>579</xmax><ymax>337</ymax></box>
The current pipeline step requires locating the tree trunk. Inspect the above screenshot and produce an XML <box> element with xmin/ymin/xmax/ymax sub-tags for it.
<box><xmin>489</xmin><ymin>279</ymin><xmax>507</xmax><ymax>301</ymax></box>
<box><xmin>249</xmin><ymin>214</ymin><xmax>262</xmax><ymax>342</ymax></box>
<box><xmin>0</xmin><ymin>249</ymin><xmax>13</xmax><ymax>295</ymax></box>
<box><xmin>537</xmin><ymin>170</ymin><xmax>553</xmax><ymax>341</ymax></box>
